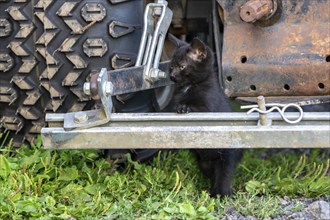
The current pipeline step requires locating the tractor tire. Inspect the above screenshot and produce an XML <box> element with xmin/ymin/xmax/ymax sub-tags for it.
<box><xmin>0</xmin><ymin>0</ymin><xmax>156</xmax><ymax>147</ymax></box>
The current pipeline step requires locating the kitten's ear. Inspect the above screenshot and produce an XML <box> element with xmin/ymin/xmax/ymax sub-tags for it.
<box><xmin>188</xmin><ymin>38</ymin><xmax>207</xmax><ymax>62</ymax></box>
<box><xmin>167</xmin><ymin>33</ymin><xmax>189</xmax><ymax>48</ymax></box>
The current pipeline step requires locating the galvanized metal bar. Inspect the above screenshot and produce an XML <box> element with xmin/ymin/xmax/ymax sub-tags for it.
<box><xmin>45</xmin><ymin>112</ymin><xmax>330</xmax><ymax>122</ymax></box>
<box><xmin>42</xmin><ymin>112</ymin><xmax>330</xmax><ymax>149</ymax></box>
<box><xmin>135</xmin><ymin>3</ymin><xmax>151</xmax><ymax>66</ymax></box>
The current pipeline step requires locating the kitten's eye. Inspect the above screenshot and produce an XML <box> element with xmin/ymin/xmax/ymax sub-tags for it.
<box><xmin>180</xmin><ymin>65</ymin><xmax>186</xmax><ymax>70</ymax></box>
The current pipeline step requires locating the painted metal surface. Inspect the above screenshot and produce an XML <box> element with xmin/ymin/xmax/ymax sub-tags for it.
<box><xmin>217</xmin><ymin>0</ymin><xmax>330</xmax><ymax>97</ymax></box>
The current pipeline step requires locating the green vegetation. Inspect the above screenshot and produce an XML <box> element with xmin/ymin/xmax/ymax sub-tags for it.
<box><xmin>0</xmin><ymin>134</ymin><xmax>329</xmax><ymax>219</ymax></box>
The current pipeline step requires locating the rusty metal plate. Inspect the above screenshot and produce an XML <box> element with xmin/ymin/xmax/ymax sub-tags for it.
<box><xmin>106</xmin><ymin>61</ymin><xmax>172</xmax><ymax>96</ymax></box>
<box><xmin>217</xmin><ymin>0</ymin><xmax>330</xmax><ymax>97</ymax></box>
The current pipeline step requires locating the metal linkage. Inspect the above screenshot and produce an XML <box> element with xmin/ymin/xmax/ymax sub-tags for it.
<box><xmin>135</xmin><ymin>0</ymin><xmax>173</xmax><ymax>82</ymax></box>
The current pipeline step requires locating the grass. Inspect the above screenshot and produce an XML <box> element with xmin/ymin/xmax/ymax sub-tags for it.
<box><xmin>0</xmin><ymin>134</ymin><xmax>329</xmax><ymax>219</ymax></box>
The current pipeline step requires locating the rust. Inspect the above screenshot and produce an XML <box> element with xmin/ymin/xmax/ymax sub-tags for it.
<box><xmin>89</xmin><ymin>71</ymin><xmax>100</xmax><ymax>100</ymax></box>
<box><xmin>240</xmin><ymin>0</ymin><xmax>273</xmax><ymax>23</ymax></box>
<box><xmin>217</xmin><ymin>0</ymin><xmax>330</xmax><ymax>97</ymax></box>
<box><xmin>236</xmin><ymin>96</ymin><xmax>330</xmax><ymax>105</ymax></box>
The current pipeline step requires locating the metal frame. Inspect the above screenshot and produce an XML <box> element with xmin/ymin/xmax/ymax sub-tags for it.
<box><xmin>40</xmin><ymin>0</ymin><xmax>330</xmax><ymax>150</ymax></box>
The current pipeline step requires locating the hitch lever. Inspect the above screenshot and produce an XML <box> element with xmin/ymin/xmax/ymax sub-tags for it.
<box><xmin>136</xmin><ymin>0</ymin><xmax>173</xmax><ymax>82</ymax></box>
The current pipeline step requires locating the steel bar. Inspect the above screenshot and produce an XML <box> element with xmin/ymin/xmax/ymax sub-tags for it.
<box><xmin>42</xmin><ymin>112</ymin><xmax>330</xmax><ymax>149</ymax></box>
<box><xmin>46</xmin><ymin>112</ymin><xmax>330</xmax><ymax>122</ymax></box>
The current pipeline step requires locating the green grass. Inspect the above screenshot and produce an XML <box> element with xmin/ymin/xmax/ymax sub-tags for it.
<box><xmin>0</xmin><ymin>135</ymin><xmax>329</xmax><ymax>219</ymax></box>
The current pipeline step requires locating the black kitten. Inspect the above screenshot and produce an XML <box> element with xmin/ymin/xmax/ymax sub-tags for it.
<box><xmin>166</xmin><ymin>37</ymin><xmax>243</xmax><ymax>197</ymax></box>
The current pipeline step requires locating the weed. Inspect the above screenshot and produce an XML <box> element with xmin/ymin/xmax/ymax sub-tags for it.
<box><xmin>0</xmin><ymin>135</ymin><xmax>329</xmax><ymax>219</ymax></box>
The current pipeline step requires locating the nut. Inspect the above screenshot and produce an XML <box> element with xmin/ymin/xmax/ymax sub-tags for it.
<box><xmin>83</xmin><ymin>82</ymin><xmax>91</xmax><ymax>95</ymax></box>
<box><xmin>74</xmin><ymin>112</ymin><xmax>88</xmax><ymax>123</ymax></box>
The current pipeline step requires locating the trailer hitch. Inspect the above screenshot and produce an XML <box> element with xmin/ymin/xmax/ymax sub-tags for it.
<box><xmin>43</xmin><ymin>89</ymin><xmax>330</xmax><ymax>149</ymax></box>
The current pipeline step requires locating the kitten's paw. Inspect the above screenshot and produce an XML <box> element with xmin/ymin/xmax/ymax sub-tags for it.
<box><xmin>177</xmin><ymin>104</ymin><xmax>191</xmax><ymax>113</ymax></box>
<box><xmin>210</xmin><ymin>186</ymin><xmax>232</xmax><ymax>198</ymax></box>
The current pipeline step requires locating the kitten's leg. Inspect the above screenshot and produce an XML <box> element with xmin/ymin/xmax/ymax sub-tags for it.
<box><xmin>210</xmin><ymin>150</ymin><xmax>243</xmax><ymax>198</ymax></box>
<box><xmin>197</xmin><ymin>160</ymin><xmax>214</xmax><ymax>178</ymax></box>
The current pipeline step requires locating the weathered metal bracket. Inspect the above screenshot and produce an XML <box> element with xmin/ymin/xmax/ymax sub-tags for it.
<box><xmin>106</xmin><ymin>60</ymin><xmax>172</xmax><ymax>96</ymax></box>
<box><xmin>63</xmin><ymin>68</ymin><xmax>113</xmax><ymax>130</ymax></box>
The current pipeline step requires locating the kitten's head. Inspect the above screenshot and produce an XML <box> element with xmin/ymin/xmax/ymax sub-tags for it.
<box><xmin>169</xmin><ymin>38</ymin><xmax>212</xmax><ymax>85</ymax></box>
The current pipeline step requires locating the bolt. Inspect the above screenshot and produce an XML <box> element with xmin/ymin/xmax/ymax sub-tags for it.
<box><xmin>151</xmin><ymin>68</ymin><xmax>167</xmax><ymax>81</ymax></box>
<box><xmin>83</xmin><ymin>82</ymin><xmax>91</xmax><ymax>95</ymax></box>
<box><xmin>158</xmin><ymin>71</ymin><xmax>167</xmax><ymax>79</ymax></box>
<box><xmin>74</xmin><ymin>112</ymin><xmax>88</xmax><ymax>123</ymax></box>
<box><xmin>240</xmin><ymin>0</ymin><xmax>273</xmax><ymax>23</ymax></box>
<box><xmin>148</xmin><ymin>68</ymin><xmax>158</xmax><ymax>81</ymax></box>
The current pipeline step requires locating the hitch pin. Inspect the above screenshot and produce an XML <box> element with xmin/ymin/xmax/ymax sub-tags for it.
<box><xmin>241</xmin><ymin>96</ymin><xmax>304</xmax><ymax>124</ymax></box>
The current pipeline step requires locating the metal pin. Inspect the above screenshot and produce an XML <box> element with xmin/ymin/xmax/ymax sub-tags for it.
<box><xmin>257</xmin><ymin>95</ymin><xmax>268</xmax><ymax>126</ymax></box>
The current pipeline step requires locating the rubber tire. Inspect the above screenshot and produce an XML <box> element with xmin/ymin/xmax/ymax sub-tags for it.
<box><xmin>0</xmin><ymin>0</ymin><xmax>157</xmax><ymax>147</ymax></box>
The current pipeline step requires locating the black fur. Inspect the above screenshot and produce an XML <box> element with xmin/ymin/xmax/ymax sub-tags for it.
<box><xmin>166</xmin><ymin>38</ymin><xmax>243</xmax><ymax>197</ymax></box>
